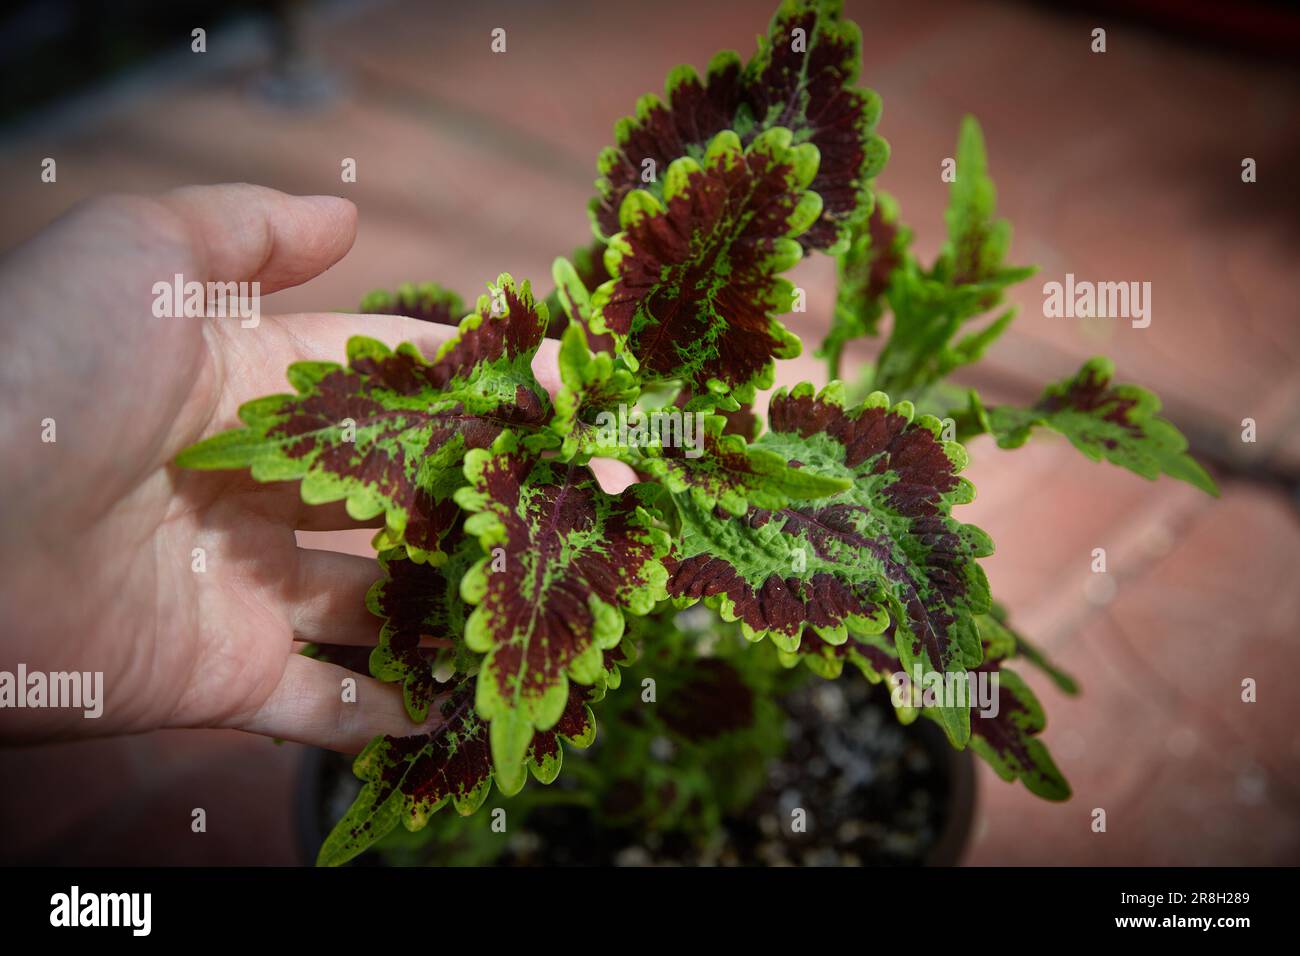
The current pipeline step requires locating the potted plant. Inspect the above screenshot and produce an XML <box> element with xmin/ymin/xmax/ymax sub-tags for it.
<box><xmin>178</xmin><ymin>0</ymin><xmax>1216</xmax><ymax>867</ymax></box>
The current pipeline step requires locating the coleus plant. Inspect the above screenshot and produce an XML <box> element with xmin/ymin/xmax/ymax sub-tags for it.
<box><xmin>178</xmin><ymin>0</ymin><xmax>1217</xmax><ymax>866</ymax></box>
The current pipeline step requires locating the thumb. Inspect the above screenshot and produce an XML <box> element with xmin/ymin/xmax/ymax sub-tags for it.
<box><xmin>157</xmin><ymin>183</ymin><xmax>356</xmax><ymax>293</ymax></box>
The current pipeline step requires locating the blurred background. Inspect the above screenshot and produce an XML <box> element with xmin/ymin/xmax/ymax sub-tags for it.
<box><xmin>1</xmin><ymin>0</ymin><xmax>1298</xmax><ymax>865</ymax></box>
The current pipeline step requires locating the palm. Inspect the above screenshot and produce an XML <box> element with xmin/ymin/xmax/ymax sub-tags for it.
<box><xmin>0</xmin><ymin>186</ymin><xmax>430</xmax><ymax>749</ymax></box>
<box><xmin>1</xmin><ymin>183</ymin><xmax>600</xmax><ymax>751</ymax></box>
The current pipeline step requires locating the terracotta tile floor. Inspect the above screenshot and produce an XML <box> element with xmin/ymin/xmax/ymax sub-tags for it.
<box><xmin>1</xmin><ymin>0</ymin><xmax>1296</xmax><ymax>865</ymax></box>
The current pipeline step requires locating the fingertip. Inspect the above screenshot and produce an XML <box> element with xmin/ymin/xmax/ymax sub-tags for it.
<box><xmin>301</xmin><ymin>194</ymin><xmax>357</xmax><ymax>233</ymax></box>
<box><xmin>157</xmin><ymin>183</ymin><xmax>359</xmax><ymax>293</ymax></box>
<box><xmin>531</xmin><ymin>336</ymin><xmax>563</xmax><ymax>396</ymax></box>
<box><xmin>589</xmin><ymin>456</ymin><xmax>639</xmax><ymax>493</ymax></box>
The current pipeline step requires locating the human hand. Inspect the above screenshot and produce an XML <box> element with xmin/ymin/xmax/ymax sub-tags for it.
<box><xmin>0</xmin><ymin>183</ymin><xmax>613</xmax><ymax>752</ymax></box>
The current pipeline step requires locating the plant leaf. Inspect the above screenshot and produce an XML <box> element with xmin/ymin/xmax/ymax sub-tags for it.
<box><xmin>742</xmin><ymin>0</ymin><xmax>888</xmax><ymax>251</ymax></box>
<box><xmin>316</xmin><ymin>678</ymin><xmax>596</xmax><ymax>867</ymax></box>
<box><xmin>949</xmin><ymin>611</ymin><xmax>1071</xmax><ymax>798</ymax></box>
<box><xmin>667</xmin><ymin>382</ymin><xmax>993</xmax><ymax>745</ymax></box>
<box><xmin>640</xmin><ymin>412</ymin><xmax>850</xmax><ymax>515</ymax></box>
<box><xmin>871</xmin><ymin>258</ymin><xmax>1033</xmax><ymax>401</ymax></box>
<box><xmin>547</xmin><ymin>245</ymin><xmax>616</xmax><ymax>352</ymax></box>
<box><xmin>937</xmin><ymin>115</ymin><xmax>1011</xmax><ymax>287</ymax></box>
<box><xmin>597</xmin><ymin>637</ymin><xmax>639</xmax><ymax>694</ymax></box>
<box><xmin>359</xmin><ymin>282</ymin><xmax>464</xmax><ymax>326</ymax></box>
<box><xmin>985</xmin><ymin>357</ymin><xmax>1218</xmax><ymax>495</ymax></box>
<box><xmin>367</xmin><ymin>539</ymin><xmax>480</xmax><ymax>721</ymax></box>
<box><xmin>591</xmin><ymin>49</ymin><xmax>747</xmax><ymax>242</ymax></box>
<box><xmin>796</xmin><ymin>608</ymin><xmax>1071</xmax><ymax>798</ymax></box>
<box><xmin>968</xmin><ymin>663</ymin><xmax>1071</xmax><ymax>800</ymax></box>
<box><xmin>523</xmin><ymin>684</ymin><xmax>599</xmax><ymax>789</ymax></box>
<box><xmin>454</xmin><ymin>430</ymin><xmax>670</xmax><ymax>782</ymax></box>
<box><xmin>787</xmin><ymin>623</ymin><xmax>897</xmax><ymax>681</ymax></box>
<box><xmin>176</xmin><ymin>274</ymin><xmax>552</xmax><ymax>559</ymax></box>
<box><xmin>785</xmin><ymin>624</ymin><xmax>920</xmax><ymax>724</ymax></box>
<box><xmin>590</xmin><ymin>0</ymin><xmax>887</xmax><ymax>254</ymax></box>
<box><xmin>591</xmin><ymin>127</ymin><xmax>820</xmax><ymax>402</ymax></box>
<box><xmin>550</xmin><ymin>322</ymin><xmax>640</xmax><ymax>461</ymax></box>
<box><xmin>316</xmin><ymin>680</ymin><xmax>491</xmax><ymax>868</ymax></box>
